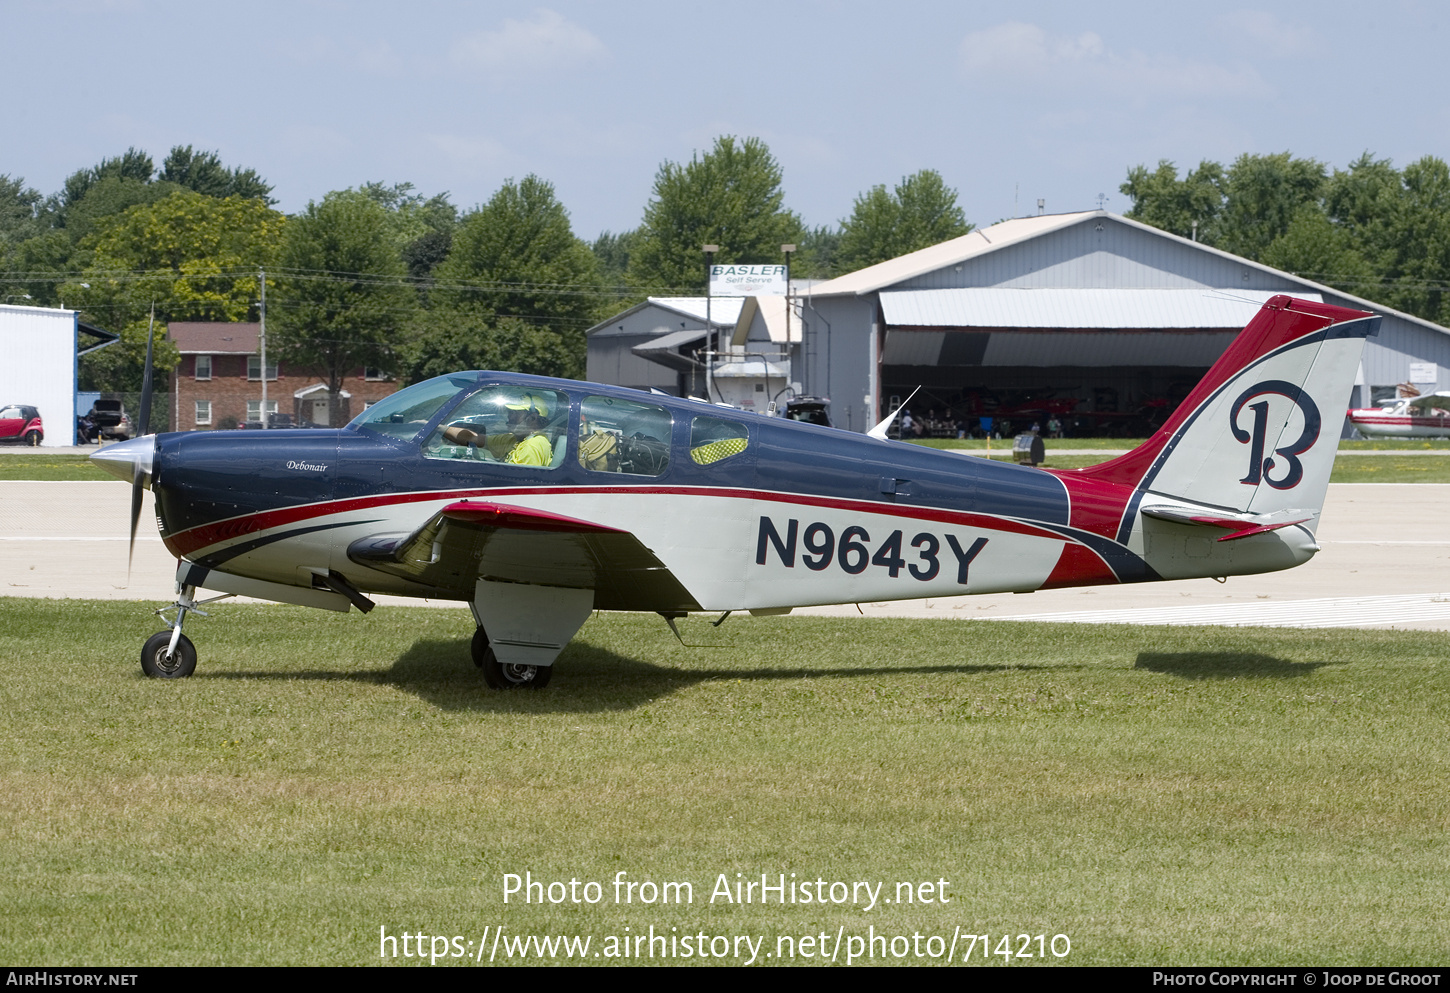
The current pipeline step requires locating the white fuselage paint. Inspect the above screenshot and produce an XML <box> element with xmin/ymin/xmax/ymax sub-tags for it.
<box><xmin>179</xmin><ymin>484</ymin><xmax>1314</xmax><ymax>613</ymax></box>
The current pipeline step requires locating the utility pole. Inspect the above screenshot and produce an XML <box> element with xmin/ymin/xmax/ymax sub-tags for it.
<box><xmin>703</xmin><ymin>244</ymin><xmax>719</xmax><ymax>400</ymax></box>
<box><xmin>259</xmin><ymin>267</ymin><xmax>268</xmax><ymax>429</ymax></box>
<box><xmin>780</xmin><ymin>243</ymin><xmax>795</xmax><ymax>346</ymax></box>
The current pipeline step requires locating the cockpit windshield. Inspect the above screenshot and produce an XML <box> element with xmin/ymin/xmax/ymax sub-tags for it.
<box><xmin>347</xmin><ymin>374</ymin><xmax>476</xmax><ymax>441</ymax></box>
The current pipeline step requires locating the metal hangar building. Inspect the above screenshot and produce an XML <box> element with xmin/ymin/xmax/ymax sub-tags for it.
<box><xmin>583</xmin><ymin>210</ymin><xmax>1450</xmax><ymax>435</ymax></box>
<box><xmin>794</xmin><ymin>210</ymin><xmax>1450</xmax><ymax>434</ymax></box>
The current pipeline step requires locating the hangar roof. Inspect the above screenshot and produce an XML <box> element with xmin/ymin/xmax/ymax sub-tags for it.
<box><xmin>802</xmin><ymin>209</ymin><xmax>1450</xmax><ymax>341</ymax></box>
<box><xmin>804</xmin><ymin>213</ymin><xmax>1095</xmax><ymax>298</ymax></box>
<box><xmin>637</xmin><ymin>297</ymin><xmax>745</xmax><ymax>326</ymax></box>
<box><xmin>880</xmin><ymin>288</ymin><xmax>1322</xmax><ymax>329</ymax></box>
<box><xmin>586</xmin><ymin>297</ymin><xmax>746</xmax><ymax>340</ymax></box>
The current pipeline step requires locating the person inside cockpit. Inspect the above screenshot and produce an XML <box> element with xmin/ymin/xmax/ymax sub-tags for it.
<box><xmin>440</xmin><ymin>392</ymin><xmax>553</xmax><ymax>465</ymax></box>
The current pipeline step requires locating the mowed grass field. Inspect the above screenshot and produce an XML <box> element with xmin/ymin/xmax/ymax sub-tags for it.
<box><xmin>1</xmin><ymin>599</ymin><xmax>1446</xmax><ymax>966</ymax></box>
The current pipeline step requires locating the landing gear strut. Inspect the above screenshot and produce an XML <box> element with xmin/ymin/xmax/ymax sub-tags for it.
<box><xmin>141</xmin><ymin>584</ymin><xmax>231</xmax><ymax>679</ymax></box>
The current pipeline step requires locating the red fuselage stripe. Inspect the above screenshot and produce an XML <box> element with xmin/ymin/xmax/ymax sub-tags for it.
<box><xmin>165</xmin><ymin>485</ymin><xmax>1080</xmax><ymax>558</ymax></box>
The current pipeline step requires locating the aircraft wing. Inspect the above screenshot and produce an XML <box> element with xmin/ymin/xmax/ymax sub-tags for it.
<box><xmin>347</xmin><ymin>500</ymin><xmax>701</xmax><ymax>612</ymax></box>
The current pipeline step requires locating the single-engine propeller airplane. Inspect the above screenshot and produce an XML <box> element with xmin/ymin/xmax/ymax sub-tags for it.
<box><xmin>1347</xmin><ymin>388</ymin><xmax>1450</xmax><ymax>439</ymax></box>
<box><xmin>93</xmin><ymin>295</ymin><xmax>1378</xmax><ymax>688</ymax></box>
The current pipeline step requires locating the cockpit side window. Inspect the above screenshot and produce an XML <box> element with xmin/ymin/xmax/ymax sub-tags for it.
<box><xmin>577</xmin><ymin>395</ymin><xmax>671</xmax><ymax>476</ymax></box>
<box><xmin>424</xmin><ymin>386</ymin><xmax>571</xmax><ymax>467</ymax></box>
<box><xmin>689</xmin><ymin>416</ymin><xmax>750</xmax><ymax>465</ymax></box>
<box><xmin>349</xmin><ymin>375</ymin><xmax>474</xmax><ymax>442</ymax></box>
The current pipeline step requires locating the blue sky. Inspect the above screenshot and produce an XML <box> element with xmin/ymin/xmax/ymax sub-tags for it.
<box><xmin>5</xmin><ymin>1</ymin><xmax>1446</xmax><ymax>240</ymax></box>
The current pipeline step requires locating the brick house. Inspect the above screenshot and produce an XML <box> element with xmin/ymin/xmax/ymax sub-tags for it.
<box><xmin>167</xmin><ymin>322</ymin><xmax>399</xmax><ymax>430</ymax></box>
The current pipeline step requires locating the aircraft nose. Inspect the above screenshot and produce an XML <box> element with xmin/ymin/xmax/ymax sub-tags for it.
<box><xmin>90</xmin><ymin>435</ymin><xmax>155</xmax><ymax>486</ymax></box>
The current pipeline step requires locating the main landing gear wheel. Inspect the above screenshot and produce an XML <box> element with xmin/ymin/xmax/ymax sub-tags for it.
<box><xmin>141</xmin><ymin>631</ymin><xmax>197</xmax><ymax>679</ymax></box>
<box><xmin>471</xmin><ymin>626</ymin><xmax>552</xmax><ymax>689</ymax></box>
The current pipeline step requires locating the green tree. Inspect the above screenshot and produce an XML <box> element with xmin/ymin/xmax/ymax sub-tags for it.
<box><xmin>58</xmin><ymin>147</ymin><xmax>156</xmax><ymax>213</ymax></box>
<box><xmin>1375</xmin><ymin>156</ymin><xmax>1450</xmax><ymax>324</ymax></box>
<box><xmin>836</xmin><ymin>169</ymin><xmax>972</xmax><ymax>271</ymax></box>
<box><xmin>0</xmin><ymin>174</ymin><xmax>43</xmax><ymax>247</ymax></box>
<box><xmin>61</xmin><ymin>175</ymin><xmax>185</xmax><ymax>240</ymax></box>
<box><xmin>1259</xmin><ymin>204</ymin><xmax>1376</xmax><ymax>295</ymax></box>
<box><xmin>62</xmin><ymin>190</ymin><xmax>286</xmax><ymax>391</ymax></box>
<box><xmin>351</xmin><ymin>182</ymin><xmax>457</xmax><ymax>289</ymax></box>
<box><xmin>67</xmin><ymin>190</ymin><xmax>286</xmax><ymax>328</ymax></box>
<box><xmin>400</xmin><ymin>311</ymin><xmax>579</xmax><ymax>384</ymax></box>
<box><xmin>592</xmin><ymin>228</ymin><xmax>637</xmax><ymax>289</ymax></box>
<box><xmin>795</xmin><ymin>224</ymin><xmax>842</xmax><ymax>279</ymax></box>
<box><xmin>77</xmin><ymin>317</ymin><xmax>181</xmax><ymax>395</ymax></box>
<box><xmin>627</xmin><ymin>136</ymin><xmax>804</xmax><ymax>293</ymax></box>
<box><xmin>1214</xmin><ymin>152</ymin><xmax>1328</xmax><ymax>260</ymax></box>
<box><xmin>271</xmin><ymin>195</ymin><xmax>417</xmax><ymax>423</ymax></box>
<box><xmin>4</xmin><ymin>230</ymin><xmax>78</xmax><ymax>307</ymax></box>
<box><xmin>426</xmin><ymin>174</ymin><xmax>600</xmax><ymax>377</ymax></box>
<box><xmin>160</xmin><ymin>145</ymin><xmax>275</xmax><ymax>203</ymax></box>
<box><xmin>1122</xmin><ymin>153</ymin><xmax>1335</xmax><ymax>261</ymax></box>
<box><xmin>1120</xmin><ymin>159</ymin><xmax>1226</xmax><ymax>242</ymax></box>
<box><xmin>1324</xmin><ymin>152</ymin><xmax>1402</xmax><ymax>258</ymax></box>
<box><xmin>1126</xmin><ymin>150</ymin><xmax>1450</xmax><ymax>328</ymax></box>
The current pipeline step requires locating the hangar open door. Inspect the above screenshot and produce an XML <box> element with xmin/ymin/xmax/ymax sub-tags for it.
<box><xmin>875</xmin><ymin>289</ymin><xmax>1317</xmax><ymax>438</ymax></box>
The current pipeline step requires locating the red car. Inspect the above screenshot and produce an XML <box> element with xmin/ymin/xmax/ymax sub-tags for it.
<box><xmin>0</xmin><ymin>405</ymin><xmax>43</xmax><ymax>446</ymax></box>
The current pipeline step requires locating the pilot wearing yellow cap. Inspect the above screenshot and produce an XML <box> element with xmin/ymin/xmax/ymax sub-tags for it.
<box><xmin>502</xmin><ymin>394</ymin><xmax>552</xmax><ymax>466</ymax></box>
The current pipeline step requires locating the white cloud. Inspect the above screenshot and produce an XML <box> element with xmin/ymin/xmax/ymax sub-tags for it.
<box><xmin>450</xmin><ymin>9</ymin><xmax>606</xmax><ymax>75</ymax></box>
<box><xmin>1215</xmin><ymin>10</ymin><xmax>1324</xmax><ymax>56</ymax></box>
<box><xmin>959</xmin><ymin>21</ymin><xmax>1266</xmax><ymax>99</ymax></box>
<box><xmin>959</xmin><ymin>21</ymin><xmax>1104</xmax><ymax>75</ymax></box>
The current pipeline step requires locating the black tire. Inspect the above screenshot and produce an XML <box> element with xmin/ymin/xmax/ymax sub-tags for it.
<box><xmin>25</xmin><ymin>431</ymin><xmax>40</xmax><ymax>447</ymax></box>
<box><xmin>141</xmin><ymin>631</ymin><xmax>197</xmax><ymax>679</ymax></box>
<box><xmin>471</xmin><ymin>626</ymin><xmax>552</xmax><ymax>688</ymax></box>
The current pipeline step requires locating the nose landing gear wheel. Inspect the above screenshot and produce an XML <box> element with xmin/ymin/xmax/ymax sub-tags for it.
<box><xmin>141</xmin><ymin>631</ymin><xmax>197</xmax><ymax>678</ymax></box>
<box><xmin>471</xmin><ymin>627</ymin><xmax>551</xmax><ymax>689</ymax></box>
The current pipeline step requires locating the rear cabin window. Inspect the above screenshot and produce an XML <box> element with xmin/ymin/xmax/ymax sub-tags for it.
<box><xmin>425</xmin><ymin>386</ymin><xmax>570</xmax><ymax>468</ymax></box>
<box><xmin>577</xmin><ymin>396</ymin><xmax>671</xmax><ymax>476</ymax></box>
<box><xmin>690</xmin><ymin>416</ymin><xmax>749</xmax><ymax>465</ymax></box>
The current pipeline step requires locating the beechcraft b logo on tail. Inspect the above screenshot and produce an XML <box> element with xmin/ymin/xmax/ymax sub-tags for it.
<box><xmin>1230</xmin><ymin>380</ymin><xmax>1321</xmax><ymax>489</ymax></box>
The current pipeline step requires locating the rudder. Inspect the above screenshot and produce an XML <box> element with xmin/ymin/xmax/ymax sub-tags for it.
<box><xmin>1070</xmin><ymin>295</ymin><xmax>1379</xmax><ymax>541</ymax></box>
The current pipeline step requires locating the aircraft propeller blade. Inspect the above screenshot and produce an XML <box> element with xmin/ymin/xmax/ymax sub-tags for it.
<box><xmin>138</xmin><ymin>308</ymin><xmax>155</xmax><ymax>438</ymax></box>
<box><xmin>129</xmin><ymin>309</ymin><xmax>157</xmax><ymax>576</ymax></box>
<box><xmin>128</xmin><ymin>464</ymin><xmax>144</xmax><ymax>576</ymax></box>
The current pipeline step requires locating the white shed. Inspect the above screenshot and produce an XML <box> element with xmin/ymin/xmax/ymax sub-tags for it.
<box><xmin>0</xmin><ymin>304</ymin><xmax>117</xmax><ymax>447</ymax></box>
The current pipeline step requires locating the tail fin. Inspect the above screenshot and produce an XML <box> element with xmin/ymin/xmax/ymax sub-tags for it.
<box><xmin>1068</xmin><ymin>295</ymin><xmax>1379</xmax><ymax>544</ymax></box>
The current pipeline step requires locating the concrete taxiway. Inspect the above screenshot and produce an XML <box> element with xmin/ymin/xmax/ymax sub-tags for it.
<box><xmin>0</xmin><ymin>481</ymin><xmax>1441</xmax><ymax>630</ymax></box>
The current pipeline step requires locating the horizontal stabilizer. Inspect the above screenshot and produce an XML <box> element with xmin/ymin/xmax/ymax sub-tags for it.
<box><xmin>1140</xmin><ymin>503</ymin><xmax>1313</xmax><ymax>543</ymax></box>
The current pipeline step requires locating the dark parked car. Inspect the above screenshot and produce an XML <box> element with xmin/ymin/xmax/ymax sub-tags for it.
<box><xmin>88</xmin><ymin>399</ymin><xmax>131</xmax><ymax>441</ymax></box>
<box><xmin>237</xmin><ymin>412</ymin><xmax>296</xmax><ymax>429</ymax></box>
<box><xmin>783</xmin><ymin>396</ymin><xmax>833</xmax><ymax>427</ymax></box>
<box><xmin>0</xmin><ymin>405</ymin><xmax>44</xmax><ymax>445</ymax></box>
